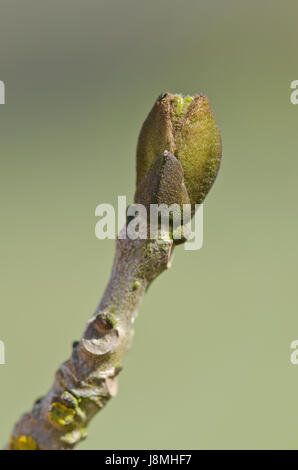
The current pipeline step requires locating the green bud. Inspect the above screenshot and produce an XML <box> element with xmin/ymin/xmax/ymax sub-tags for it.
<box><xmin>136</xmin><ymin>92</ymin><xmax>222</xmax><ymax>206</ymax></box>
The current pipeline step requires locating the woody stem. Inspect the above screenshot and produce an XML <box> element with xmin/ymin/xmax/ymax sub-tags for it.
<box><xmin>8</xmin><ymin>225</ymin><xmax>173</xmax><ymax>450</ymax></box>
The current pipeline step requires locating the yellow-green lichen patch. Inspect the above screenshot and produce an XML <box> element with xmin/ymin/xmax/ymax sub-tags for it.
<box><xmin>9</xmin><ymin>435</ymin><xmax>38</xmax><ymax>450</ymax></box>
<box><xmin>60</xmin><ymin>390</ymin><xmax>86</xmax><ymax>421</ymax></box>
<box><xmin>114</xmin><ymin>361</ymin><xmax>123</xmax><ymax>374</ymax></box>
<box><xmin>48</xmin><ymin>402</ymin><xmax>76</xmax><ymax>427</ymax></box>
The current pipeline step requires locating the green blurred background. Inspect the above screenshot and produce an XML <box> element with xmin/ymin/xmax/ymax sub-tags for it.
<box><xmin>0</xmin><ymin>0</ymin><xmax>298</xmax><ymax>450</ymax></box>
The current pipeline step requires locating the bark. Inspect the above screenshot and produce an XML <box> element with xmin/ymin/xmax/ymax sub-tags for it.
<box><xmin>8</xmin><ymin>225</ymin><xmax>174</xmax><ymax>450</ymax></box>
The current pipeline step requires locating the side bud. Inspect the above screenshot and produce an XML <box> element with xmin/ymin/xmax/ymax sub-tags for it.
<box><xmin>134</xmin><ymin>151</ymin><xmax>190</xmax><ymax>209</ymax></box>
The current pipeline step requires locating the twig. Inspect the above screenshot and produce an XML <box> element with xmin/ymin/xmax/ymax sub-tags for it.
<box><xmin>7</xmin><ymin>92</ymin><xmax>221</xmax><ymax>450</ymax></box>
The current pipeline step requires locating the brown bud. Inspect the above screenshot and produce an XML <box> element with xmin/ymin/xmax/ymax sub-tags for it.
<box><xmin>136</xmin><ymin>92</ymin><xmax>222</xmax><ymax>206</ymax></box>
<box><xmin>94</xmin><ymin>313</ymin><xmax>116</xmax><ymax>334</ymax></box>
